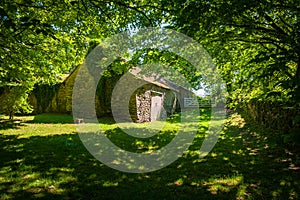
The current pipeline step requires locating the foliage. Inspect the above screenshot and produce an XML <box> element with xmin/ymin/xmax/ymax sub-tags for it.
<box><xmin>129</xmin><ymin>49</ymin><xmax>202</xmax><ymax>89</ymax></box>
<box><xmin>1</xmin><ymin>0</ymin><xmax>299</xmax><ymax>134</ymax></box>
<box><xmin>0</xmin><ymin>0</ymin><xmax>165</xmax><ymax>88</ymax></box>
<box><xmin>161</xmin><ymin>0</ymin><xmax>299</xmax><ymax>104</ymax></box>
<box><xmin>31</xmin><ymin>84</ymin><xmax>60</xmax><ymax>114</ymax></box>
<box><xmin>0</xmin><ymin>0</ymin><xmax>163</xmax><ymax>118</ymax></box>
<box><xmin>1</xmin><ymin>86</ymin><xmax>33</xmax><ymax>119</ymax></box>
<box><xmin>136</xmin><ymin>0</ymin><xmax>300</xmax><ymax>135</ymax></box>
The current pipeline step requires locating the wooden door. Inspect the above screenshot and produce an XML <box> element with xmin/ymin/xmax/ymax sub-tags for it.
<box><xmin>151</xmin><ymin>96</ymin><xmax>162</xmax><ymax>121</ymax></box>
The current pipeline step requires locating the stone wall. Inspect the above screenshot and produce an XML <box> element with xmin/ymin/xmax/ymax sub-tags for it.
<box><xmin>29</xmin><ymin>65</ymin><xmax>121</xmax><ymax>117</ymax></box>
<box><xmin>238</xmin><ymin>101</ymin><xmax>300</xmax><ymax>134</ymax></box>
<box><xmin>109</xmin><ymin>72</ymin><xmax>176</xmax><ymax>123</ymax></box>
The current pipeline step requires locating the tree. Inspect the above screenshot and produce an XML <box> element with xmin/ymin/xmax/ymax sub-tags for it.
<box><xmin>0</xmin><ymin>1</ymin><xmax>81</xmax><ymax>118</ymax></box>
<box><xmin>2</xmin><ymin>0</ymin><xmax>298</xmax><ymax>120</ymax></box>
<box><xmin>160</xmin><ymin>0</ymin><xmax>299</xmax><ymax>104</ymax></box>
<box><xmin>1</xmin><ymin>86</ymin><xmax>32</xmax><ymax>120</ymax></box>
<box><xmin>0</xmin><ymin>0</ymin><xmax>163</xmax><ymax>118</ymax></box>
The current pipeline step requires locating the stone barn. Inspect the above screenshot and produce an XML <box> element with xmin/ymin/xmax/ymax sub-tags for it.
<box><xmin>27</xmin><ymin>65</ymin><xmax>178</xmax><ymax>122</ymax></box>
<box><xmin>131</xmin><ymin>77</ymin><xmax>177</xmax><ymax>123</ymax></box>
<box><xmin>110</xmin><ymin>71</ymin><xmax>177</xmax><ymax>123</ymax></box>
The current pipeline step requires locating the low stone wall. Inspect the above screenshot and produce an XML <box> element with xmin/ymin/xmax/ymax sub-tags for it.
<box><xmin>238</xmin><ymin>100</ymin><xmax>300</xmax><ymax>133</ymax></box>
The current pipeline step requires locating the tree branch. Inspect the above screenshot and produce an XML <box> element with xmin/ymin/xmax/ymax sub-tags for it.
<box><xmin>88</xmin><ymin>0</ymin><xmax>118</xmax><ymax>27</ymax></box>
<box><xmin>225</xmin><ymin>23</ymin><xmax>277</xmax><ymax>34</ymax></box>
<box><xmin>277</xmin><ymin>15</ymin><xmax>293</xmax><ymax>30</ymax></box>
<box><xmin>135</xmin><ymin>4</ymin><xmax>175</xmax><ymax>12</ymax></box>
<box><xmin>271</xmin><ymin>3</ymin><xmax>300</xmax><ymax>12</ymax></box>
<box><xmin>263</xmin><ymin>13</ymin><xmax>287</xmax><ymax>36</ymax></box>
<box><xmin>15</xmin><ymin>3</ymin><xmax>47</xmax><ymax>9</ymax></box>
<box><xmin>114</xmin><ymin>1</ymin><xmax>154</xmax><ymax>26</ymax></box>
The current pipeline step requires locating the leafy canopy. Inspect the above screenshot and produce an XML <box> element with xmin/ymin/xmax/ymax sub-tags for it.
<box><xmin>1</xmin><ymin>0</ymin><xmax>299</xmax><ymax>117</ymax></box>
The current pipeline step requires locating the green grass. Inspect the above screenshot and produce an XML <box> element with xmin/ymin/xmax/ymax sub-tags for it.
<box><xmin>0</xmin><ymin>110</ymin><xmax>299</xmax><ymax>199</ymax></box>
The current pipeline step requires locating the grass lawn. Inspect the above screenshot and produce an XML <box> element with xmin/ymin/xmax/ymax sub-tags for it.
<box><xmin>0</xmin><ymin>110</ymin><xmax>299</xmax><ymax>199</ymax></box>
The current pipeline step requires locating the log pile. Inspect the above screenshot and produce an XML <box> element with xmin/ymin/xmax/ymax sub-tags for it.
<box><xmin>136</xmin><ymin>91</ymin><xmax>151</xmax><ymax>122</ymax></box>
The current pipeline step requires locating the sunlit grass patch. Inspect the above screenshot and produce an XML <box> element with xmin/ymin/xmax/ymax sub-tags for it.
<box><xmin>0</xmin><ymin>111</ymin><xmax>299</xmax><ymax>199</ymax></box>
<box><xmin>203</xmin><ymin>174</ymin><xmax>244</xmax><ymax>194</ymax></box>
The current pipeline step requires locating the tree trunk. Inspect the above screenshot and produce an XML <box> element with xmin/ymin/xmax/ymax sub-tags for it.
<box><xmin>293</xmin><ymin>58</ymin><xmax>300</xmax><ymax>102</ymax></box>
<box><xmin>9</xmin><ymin>109</ymin><xmax>14</xmax><ymax>120</ymax></box>
<box><xmin>171</xmin><ymin>93</ymin><xmax>177</xmax><ymax>115</ymax></box>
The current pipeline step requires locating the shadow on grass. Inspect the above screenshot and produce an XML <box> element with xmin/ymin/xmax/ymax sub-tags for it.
<box><xmin>0</xmin><ymin>119</ymin><xmax>25</xmax><ymax>130</ymax></box>
<box><xmin>0</xmin><ymin>112</ymin><xmax>299</xmax><ymax>199</ymax></box>
<box><xmin>28</xmin><ymin>114</ymin><xmax>75</xmax><ymax>124</ymax></box>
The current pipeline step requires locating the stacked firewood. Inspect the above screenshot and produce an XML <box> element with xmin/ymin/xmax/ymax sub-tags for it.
<box><xmin>136</xmin><ymin>91</ymin><xmax>151</xmax><ymax>122</ymax></box>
